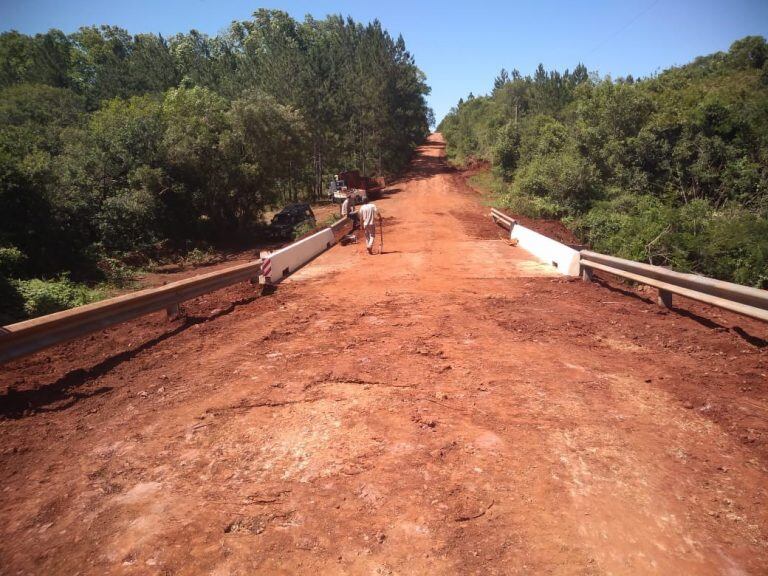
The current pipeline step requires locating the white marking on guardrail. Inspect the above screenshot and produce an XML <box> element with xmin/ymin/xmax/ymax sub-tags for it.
<box><xmin>261</xmin><ymin>258</ymin><xmax>272</xmax><ymax>281</ymax></box>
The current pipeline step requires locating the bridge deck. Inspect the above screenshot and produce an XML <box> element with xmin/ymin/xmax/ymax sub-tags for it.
<box><xmin>1</xmin><ymin>135</ymin><xmax>767</xmax><ymax>574</ymax></box>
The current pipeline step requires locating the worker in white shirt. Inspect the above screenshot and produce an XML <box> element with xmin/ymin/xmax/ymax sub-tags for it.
<box><xmin>357</xmin><ymin>202</ymin><xmax>380</xmax><ymax>254</ymax></box>
<box><xmin>341</xmin><ymin>192</ymin><xmax>358</xmax><ymax>229</ymax></box>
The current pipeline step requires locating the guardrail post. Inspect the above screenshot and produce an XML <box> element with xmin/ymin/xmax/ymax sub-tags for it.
<box><xmin>166</xmin><ymin>303</ymin><xmax>180</xmax><ymax>320</ymax></box>
<box><xmin>657</xmin><ymin>289</ymin><xmax>673</xmax><ymax>308</ymax></box>
<box><xmin>581</xmin><ymin>265</ymin><xmax>593</xmax><ymax>283</ymax></box>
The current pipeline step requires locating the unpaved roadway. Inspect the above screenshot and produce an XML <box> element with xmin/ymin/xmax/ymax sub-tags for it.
<box><xmin>2</xmin><ymin>135</ymin><xmax>768</xmax><ymax>575</ymax></box>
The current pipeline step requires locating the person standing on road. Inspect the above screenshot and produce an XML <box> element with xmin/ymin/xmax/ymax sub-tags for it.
<box><xmin>358</xmin><ymin>202</ymin><xmax>380</xmax><ymax>254</ymax></box>
<box><xmin>341</xmin><ymin>191</ymin><xmax>359</xmax><ymax>229</ymax></box>
<box><xmin>341</xmin><ymin>191</ymin><xmax>354</xmax><ymax>217</ymax></box>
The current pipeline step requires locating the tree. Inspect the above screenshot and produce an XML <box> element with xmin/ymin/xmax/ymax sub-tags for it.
<box><xmin>438</xmin><ymin>39</ymin><xmax>768</xmax><ymax>285</ymax></box>
<box><xmin>221</xmin><ymin>91</ymin><xmax>309</xmax><ymax>230</ymax></box>
<box><xmin>493</xmin><ymin>68</ymin><xmax>510</xmax><ymax>93</ymax></box>
<box><xmin>0</xmin><ymin>13</ymin><xmax>432</xmax><ymax>317</ymax></box>
<box><xmin>728</xmin><ymin>36</ymin><xmax>768</xmax><ymax>70</ymax></box>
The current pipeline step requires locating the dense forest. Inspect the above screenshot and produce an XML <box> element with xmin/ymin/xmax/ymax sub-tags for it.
<box><xmin>440</xmin><ymin>36</ymin><xmax>768</xmax><ymax>288</ymax></box>
<box><xmin>0</xmin><ymin>10</ymin><xmax>432</xmax><ymax>321</ymax></box>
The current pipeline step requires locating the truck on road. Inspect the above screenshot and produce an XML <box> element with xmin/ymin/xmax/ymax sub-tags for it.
<box><xmin>329</xmin><ymin>170</ymin><xmax>384</xmax><ymax>205</ymax></box>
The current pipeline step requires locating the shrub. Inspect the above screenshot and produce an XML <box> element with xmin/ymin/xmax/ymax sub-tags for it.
<box><xmin>691</xmin><ymin>207</ymin><xmax>768</xmax><ymax>287</ymax></box>
<box><xmin>184</xmin><ymin>246</ymin><xmax>222</xmax><ymax>267</ymax></box>
<box><xmin>97</xmin><ymin>188</ymin><xmax>160</xmax><ymax>252</ymax></box>
<box><xmin>512</xmin><ymin>152</ymin><xmax>598</xmax><ymax>214</ymax></box>
<box><xmin>13</xmin><ymin>276</ymin><xmax>104</xmax><ymax>317</ymax></box>
<box><xmin>0</xmin><ymin>246</ymin><xmax>26</xmax><ymax>276</ymax></box>
<box><xmin>499</xmin><ymin>191</ymin><xmax>565</xmax><ymax>219</ymax></box>
<box><xmin>492</xmin><ymin>122</ymin><xmax>520</xmax><ymax>180</ymax></box>
<box><xmin>98</xmin><ymin>256</ymin><xmax>136</xmax><ymax>287</ymax></box>
<box><xmin>0</xmin><ymin>275</ymin><xmax>25</xmax><ymax>324</ymax></box>
<box><xmin>292</xmin><ymin>220</ymin><xmax>316</xmax><ymax>240</ymax></box>
<box><xmin>574</xmin><ymin>195</ymin><xmax>676</xmax><ymax>264</ymax></box>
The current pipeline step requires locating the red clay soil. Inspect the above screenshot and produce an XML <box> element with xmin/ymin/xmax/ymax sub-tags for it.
<box><xmin>1</xmin><ymin>134</ymin><xmax>767</xmax><ymax>575</ymax></box>
<box><xmin>459</xmin><ymin>158</ymin><xmax>491</xmax><ymax>178</ymax></box>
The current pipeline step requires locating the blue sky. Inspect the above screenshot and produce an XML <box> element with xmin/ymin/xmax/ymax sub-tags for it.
<box><xmin>2</xmin><ymin>1</ymin><xmax>767</xmax><ymax>123</ymax></box>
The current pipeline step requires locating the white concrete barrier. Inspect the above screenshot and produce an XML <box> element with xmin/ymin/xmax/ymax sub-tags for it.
<box><xmin>510</xmin><ymin>224</ymin><xmax>580</xmax><ymax>276</ymax></box>
<box><xmin>260</xmin><ymin>228</ymin><xmax>334</xmax><ymax>284</ymax></box>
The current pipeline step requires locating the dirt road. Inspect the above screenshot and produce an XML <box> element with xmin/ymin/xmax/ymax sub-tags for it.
<box><xmin>2</xmin><ymin>134</ymin><xmax>767</xmax><ymax>575</ymax></box>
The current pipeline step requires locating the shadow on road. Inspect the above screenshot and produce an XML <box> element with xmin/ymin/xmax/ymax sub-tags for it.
<box><xmin>0</xmin><ymin>294</ymin><xmax>263</xmax><ymax>419</ymax></box>
<box><xmin>386</xmin><ymin>140</ymin><xmax>455</xmax><ymax>186</ymax></box>
<box><xmin>595</xmin><ymin>276</ymin><xmax>768</xmax><ymax>348</ymax></box>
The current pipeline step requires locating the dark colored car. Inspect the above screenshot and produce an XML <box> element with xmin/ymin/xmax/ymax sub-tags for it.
<box><xmin>267</xmin><ymin>203</ymin><xmax>316</xmax><ymax>240</ymax></box>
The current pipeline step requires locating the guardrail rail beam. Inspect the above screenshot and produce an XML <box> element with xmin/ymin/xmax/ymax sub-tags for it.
<box><xmin>580</xmin><ymin>251</ymin><xmax>768</xmax><ymax>322</ymax></box>
<box><xmin>0</xmin><ymin>259</ymin><xmax>263</xmax><ymax>365</ymax></box>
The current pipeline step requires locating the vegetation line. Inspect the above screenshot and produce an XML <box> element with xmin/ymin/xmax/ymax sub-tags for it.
<box><xmin>440</xmin><ymin>36</ymin><xmax>768</xmax><ymax>288</ymax></box>
<box><xmin>0</xmin><ymin>10</ymin><xmax>432</xmax><ymax>323</ymax></box>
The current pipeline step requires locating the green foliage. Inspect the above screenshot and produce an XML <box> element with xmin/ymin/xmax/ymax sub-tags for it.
<box><xmin>575</xmin><ymin>198</ymin><xmax>768</xmax><ymax>287</ymax></box>
<box><xmin>97</xmin><ymin>188</ymin><xmax>160</xmax><ymax>252</ymax></box>
<box><xmin>492</xmin><ymin>122</ymin><xmax>519</xmax><ymax>179</ymax></box>
<box><xmin>0</xmin><ymin>246</ymin><xmax>26</xmax><ymax>276</ymax></box>
<box><xmin>440</xmin><ymin>36</ymin><xmax>768</xmax><ymax>286</ymax></box>
<box><xmin>574</xmin><ymin>195</ymin><xmax>676</xmax><ymax>264</ymax></box>
<box><xmin>221</xmin><ymin>91</ymin><xmax>309</xmax><ymax>225</ymax></box>
<box><xmin>13</xmin><ymin>276</ymin><xmax>104</xmax><ymax>317</ymax></box>
<box><xmin>728</xmin><ymin>36</ymin><xmax>768</xmax><ymax>70</ymax></box>
<box><xmin>292</xmin><ymin>220</ymin><xmax>316</xmax><ymax>240</ymax></box>
<box><xmin>0</xmin><ymin>13</ymin><xmax>431</xmax><ymax>317</ymax></box>
<box><xmin>97</xmin><ymin>257</ymin><xmax>135</xmax><ymax>287</ymax></box>
<box><xmin>184</xmin><ymin>247</ymin><xmax>222</xmax><ymax>267</ymax></box>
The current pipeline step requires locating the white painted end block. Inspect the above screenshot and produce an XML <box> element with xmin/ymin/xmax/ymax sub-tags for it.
<box><xmin>510</xmin><ymin>224</ymin><xmax>580</xmax><ymax>276</ymax></box>
<box><xmin>260</xmin><ymin>228</ymin><xmax>334</xmax><ymax>284</ymax></box>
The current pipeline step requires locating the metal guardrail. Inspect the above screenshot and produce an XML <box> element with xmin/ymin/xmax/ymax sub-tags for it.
<box><xmin>489</xmin><ymin>207</ymin><xmax>768</xmax><ymax>322</ymax></box>
<box><xmin>580</xmin><ymin>251</ymin><xmax>768</xmax><ymax>322</ymax></box>
<box><xmin>0</xmin><ymin>259</ymin><xmax>262</xmax><ymax>365</ymax></box>
<box><xmin>6</xmin><ymin>209</ymin><xmax>766</xmax><ymax>365</ymax></box>
<box><xmin>490</xmin><ymin>208</ymin><xmax>516</xmax><ymax>230</ymax></box>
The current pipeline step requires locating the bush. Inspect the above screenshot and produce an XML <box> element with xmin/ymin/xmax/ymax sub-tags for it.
<box><xmin>492</xmin><ymin>122</ymin><xmax>520</xmax><ymax>180</ymax></box>
<box><xmin>574</xmin><ymin>195</ymin><xmax>676</xmax><ymax>264</ymax></box>
<box><xmin>512</xmin><ymin>152</ymin><xmax>598</xmax><ymax>214</ymax></box>
<box><xmin>0</xmin><ymin>275</ymin><xmax>25</xmax><ymax>324</ymax></box>
<box><xmin>0</xmin><ymin>246</ymin><xmax>26</xmax><ymax>276</ymax></box>
<box><xmin>97</xmin><ymin>188</ymin><xmax>160</xmax><ymax>252</ymax></box>
<box><xmin>469</xmin><ymin>169</ymin><xmax>566</xmax><ymax>219</ymax></box>
<box><xmin>690</xmin><ymin>207</ymin><xmax>768</xmax><ymax>287</ymax></box>
<box><xmin>97</xmin><ymin>256</ymin><xmax>136</xmax><ymax>287</ymax></box>
<box><xmin>184</xmin><ymin>246</ymin><xmax>222</xmax><ymax>267</ymax></box>
<box><xmin>292</xmin><ymin>220</ymin><xmax>316</xmax><ymax>240</ymax></box>
<box><xmin>502</xmin><ymin>193</ymin><xmax>565</xmax><ymax>219</ymax></box>
<box><xmin>13</xmin><ymin>276</ymin><xmax>104</xmax><ymax>317</ymax></box>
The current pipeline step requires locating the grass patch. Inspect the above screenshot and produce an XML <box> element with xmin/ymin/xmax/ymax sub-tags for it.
<box><xmin>468</xmin><ymin>171</ymin><xmax>503</xmax><ymax>195</ymax></box>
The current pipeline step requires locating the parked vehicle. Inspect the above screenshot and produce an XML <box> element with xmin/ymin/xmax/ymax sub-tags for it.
<box><xmin>267</xmin><ymin>203</ymin><xmax>316</xmax><ymax>240</ymax></box>
<box><xmin>328</xmin><ymin>170</ymin><xmax>384</xmax><ymax>204</ymax></box>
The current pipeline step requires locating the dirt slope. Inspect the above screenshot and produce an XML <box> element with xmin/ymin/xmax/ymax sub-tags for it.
<box><xmin>1</xmin><ymin>134</ymin><xmax>767</xmax><ymax>575</ymax></box>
